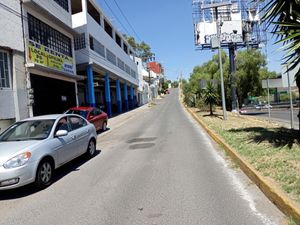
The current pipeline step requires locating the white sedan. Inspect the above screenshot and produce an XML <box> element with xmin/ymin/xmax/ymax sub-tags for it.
<box><xmin>0</xmin><ymin>114</ymin><xmax>97</xmax><ymax>190</ymax></box>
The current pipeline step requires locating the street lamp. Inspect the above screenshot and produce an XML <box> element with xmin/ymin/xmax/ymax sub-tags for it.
<box><xmin>202</xmin><ymin>2</ymin><xmax>231</xmax><ymax>120</ymax></box>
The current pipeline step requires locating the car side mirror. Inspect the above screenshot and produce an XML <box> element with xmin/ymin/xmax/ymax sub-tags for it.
<box><xmin>55</xmin><ymin>130</ymin><xmax>68</xmax><ymax>137</ymax></box>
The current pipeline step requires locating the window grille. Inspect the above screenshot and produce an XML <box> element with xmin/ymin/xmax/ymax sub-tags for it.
<box><xmin>54</xmin><ymin>0</ymin><xmax>69</xmax><ymax>12</ymax></box>
<box><xmin>106</xmin><ymin>49</ymin><xmax>116</xmax><ymax>65</ymax></box>
<box><xmin>0</xmin><ymin>51</ymin><xmax>10</xmax><ymax>88</ymax></box>
<box><xmin>28</xmin><ymin>14</ymin><xmax>72</xmax><ymax>57</ymax></box>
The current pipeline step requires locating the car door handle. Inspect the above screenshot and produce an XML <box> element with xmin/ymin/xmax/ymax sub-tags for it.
<box><xmin>71</xmin><ymin>135</ymin><xmax>77</xmax><ymax>140</ymax></box>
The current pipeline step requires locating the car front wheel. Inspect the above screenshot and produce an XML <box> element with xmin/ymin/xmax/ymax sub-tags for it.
<box><xmin>87</xmin><ymin>139</ymin><xmax>96</xmax><ymax>158</ymax></box>
<box><xmin>35</xmin><ymin>159</ymin><xmax>53</xmax><ymax>189</ymax></box>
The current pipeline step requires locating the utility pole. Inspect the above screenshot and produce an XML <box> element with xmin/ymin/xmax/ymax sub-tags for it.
<box><xmin>201</xmin><ymin>2</ymin><xmax>231</xmax><ymax>120</ymax></box>
<box><xmin>229</xmin><ymin>44</ymin><xmax>238</xmax><ymax>112</ymax></box>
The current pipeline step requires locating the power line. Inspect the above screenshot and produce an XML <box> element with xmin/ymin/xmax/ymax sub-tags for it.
<box><xmin>0</xmin><ymin>2</ymin><xmax>139</xmax><ymax>83</ymax></box>
<box><xmin>111</xmin><ymin>0</ymin><xmax>142</xmax><ymax>42</ymax></box>
<box><xmin>102</xmin><ymin>0</ymin><xmax>132</xmax><ymax>37</ymax></box>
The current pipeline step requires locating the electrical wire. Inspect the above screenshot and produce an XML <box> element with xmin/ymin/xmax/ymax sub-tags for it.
<box><xmin>111</xmin><ymin>0</ymin><xmax>142</xmax><ymax>42</ymax></box>
<box><xmin>0</xmin><ymin>2</ymin><xmax>139</xmax><ymax>84</ymax></box>
<box><xmin>102</xmin><ymin>0</ymin><xmax>131</xmax><ymax>37</ymax></box>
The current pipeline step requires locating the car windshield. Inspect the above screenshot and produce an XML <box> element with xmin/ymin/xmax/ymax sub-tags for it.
<box><xmin>66</xmin><ymin>110</ymin><xmax>89</xmax><ymax>118</ymax></box>
<box><xmin>0</xmin><ymin>120</ymin><xmax>55</xmax><ymax>142</ymax></box>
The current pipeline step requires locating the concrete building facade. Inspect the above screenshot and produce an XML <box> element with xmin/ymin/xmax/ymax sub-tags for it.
<box><xmin>22</xmin><ymin>0</ymin><xmax>82</xmax><ymax>116</ymax></box>
<box><xmin>0</xmin><ymin>0</ymin><xmax>28</xmax><ymax>132</ymax></box>
<box><xmin>71</xmin><ymin>0</ymin><xmax>139</xmax><ymax>117</ymax></box>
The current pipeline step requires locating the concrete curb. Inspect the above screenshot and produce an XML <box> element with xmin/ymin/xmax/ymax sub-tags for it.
<box><xmin>185</xmin><ymin>106</ymin><xmax>300</xmax><ymax>223</ymax></box>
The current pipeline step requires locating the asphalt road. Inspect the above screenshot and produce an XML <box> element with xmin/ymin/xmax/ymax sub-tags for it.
<box><xmin>0</xmin><ymin>89</ymin><xmax>285</xmax><ymax>225</ymax></box>
<box><xmin>242</xmin><ymin>108</ymin><xmax>299</xmax><ymax>129</ymax></box>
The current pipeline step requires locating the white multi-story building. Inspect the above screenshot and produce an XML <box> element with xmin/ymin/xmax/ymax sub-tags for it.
<box><xmin>22</xmin><ymin>0</ymin><xmax>82</xmax><ymax>116</ymax></box>
<box><xmin>71</xmin><ymin>0</ymin><xmax>139</xmax><ymax>116</ymax></box>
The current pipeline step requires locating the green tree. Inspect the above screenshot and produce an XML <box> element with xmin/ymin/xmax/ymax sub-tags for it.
<box><xmin>203</xmin><ymin>82</ymin><xmax>219</xmax><ymax>115</ymax></box>
<box><xmin>261</xmin><ymin>0</ymin><xmax>300</xmax><ymax>131</ymax></box>
<box><xmin>123</xmin><ymin>35</ymin><xmax>154</xmax><ymax>62</ymax></box>
<box><xmin>172</xmin><ymin>81</ymin><xmax>178</xmax><ymax>88</ymax></box>
<box><xmin>235</xmin><ymin>49</ymin><xmax>267</xmax><ymax>104</ymax></box>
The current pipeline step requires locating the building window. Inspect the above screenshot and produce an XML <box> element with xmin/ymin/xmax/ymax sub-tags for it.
<box><xmin>0</xmin><ymin>51</ymin><xmax>10</xmax><ymax>88</ymax></box>
<box><xmin>115</xmin><ymin>33</ymin><xmax>121</xmax><ymax>47</ymax></box>
<box><xmin>106</xmin><ymin>49</ymin><xmax>116</xmax><ymax>65</ymax></box>
<box><xmin>74</xmin><ymin>33</ymin><xmax>86</xmax><ymax>50</ymax></box>
<box><xmin>54</xmin><ymin>0</ymin><xmax>69</xmax><ymax>12</ymax></box>
<box><xmin>71</xmin><ymin>0</ymin><xmax>82</xmax><ymax>14</ymax></box>
<box><xmin>125</xmin><ymin>64</ymin><xmax>130</xmax><ymax>75</ymax></box>
<box><xmin>89</xmin><ymin>36</ymin><xmax>94</xmax><ymax>50</ymax></box>
<box><xmin>89</xmin><ymin>35</ymin><xmax>105</xmax><ymax>58</ymax></box>
<box><xmin>123</xmin><ymin>44</ymin><xmax>128</xmax><ymax>54</ymax></box>
<box><xmin>87</xmin><ymin>0</ymin><xmax>101</xmax><ymax>25</ymax></box>
<box><xmin>28</xmin><ymin>14</ymin><xmax>72</xmax><ymax>57</ymax></box>
<box><xmin>104</xmin><ymin>19</ymin><xmax>113</xmax><ymax>38</ymax></box>
<box><xmin>131</xmin><ymin>69</ymin><xmax>136</xmax><ymax>79</ymax></box>
<box><xmin>117</xmin><ymin>58</ymin><xmax>125</xmax><ymax>71</ymax></box>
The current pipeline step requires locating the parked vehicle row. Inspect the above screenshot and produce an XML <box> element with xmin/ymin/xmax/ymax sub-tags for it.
<box><xmin>65</xmin><ymin>106</ymin><xmax>108</xmax><ymax>132</ymax></box>
<box><xmin>0</xmin><ymin>107</ymin><xmax>109</xmax><ymax>190</ymax></box>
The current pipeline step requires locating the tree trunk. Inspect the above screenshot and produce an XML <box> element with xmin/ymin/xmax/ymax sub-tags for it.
<box><xmin>296</xmin><ymin>73</ymin><xmax>300</xmax><ymax>138</ymax></box>
<box><xmin>210</xmin><ymin>103</ymin><xmax>213</xmax><ymax>115</ymax></box>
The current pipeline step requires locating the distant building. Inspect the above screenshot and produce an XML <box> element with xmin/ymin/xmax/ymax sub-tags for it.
<box><xmin>147</xmin><ymin>61</ymin><xmax>162</xmax><ymax>74</ymax></box>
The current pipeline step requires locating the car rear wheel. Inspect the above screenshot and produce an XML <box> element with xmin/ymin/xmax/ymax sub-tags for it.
<box><xmin>87</xmin><ymin>139</ymin><xmax>96</xmax><ymax>158</ymax></box>
<box><xmin>35</xmin><ymin>159</ymin><xmax>53</xmax><ymax>189</ymax></box>
<box><xmin>102</xmin><ymin>122</ymin><xmax>107</xmax><ymax>131</ymax></box>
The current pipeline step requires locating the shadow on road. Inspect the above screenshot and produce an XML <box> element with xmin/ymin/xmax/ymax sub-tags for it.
<box><xmin>229</xmin><ymin>127</ymin><xmax>299</xmax><ymax>149</ymax></box>
<box><xmin>0</xmin><ymin>150</ymin><xmax>101</xmax><ymax>200</ymax></box>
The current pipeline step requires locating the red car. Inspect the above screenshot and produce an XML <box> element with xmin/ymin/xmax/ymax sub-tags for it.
<box><xmin>66</xmin><ymin>107</ymin><xmax>108</xmax><ymax>131</ymax></box>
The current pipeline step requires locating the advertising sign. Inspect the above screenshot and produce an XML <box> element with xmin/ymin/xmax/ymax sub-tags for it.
<box><xmin>28</xmin><ymin>40</ymin><xmax>74</xmax><ymax>74</ymax></box>
<box><xmin>195</xmin><ymin>15</ymin><xmax>243</xmax><ymax>46</ymax></box>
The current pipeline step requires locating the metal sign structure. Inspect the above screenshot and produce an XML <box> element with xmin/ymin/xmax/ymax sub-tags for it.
<box><xmin>193</xmin><ymin>0</ymin><xmax>266</xmax><ymax>50</ymax></box>
<box><xmin>192</xmin><ymin>0</ymin><xmax>267</xmax><ymax>112</ymax></box>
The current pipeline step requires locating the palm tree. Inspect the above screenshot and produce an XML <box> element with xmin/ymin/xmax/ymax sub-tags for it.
<box><xmin>203</xmin><ymin>82</ymin><xmax>219</xmax><ymax>116</ymax></box>
<box><xmin>261</xmin><ymin>0</ymin><xmax>300</xmax><ymax>132</ymax></box>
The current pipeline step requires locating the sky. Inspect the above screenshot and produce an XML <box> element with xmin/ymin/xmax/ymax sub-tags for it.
<box><xmin>97</xmin><ymin>0</ymin><xmax>285</xmax><ymax>81</ymax></box>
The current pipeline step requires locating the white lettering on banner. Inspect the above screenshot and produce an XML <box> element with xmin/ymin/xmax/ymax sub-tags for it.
<box><xmin>205</xmin><ymin>33</ymin><xmax>243</xmax><ymax>44</ymax></box>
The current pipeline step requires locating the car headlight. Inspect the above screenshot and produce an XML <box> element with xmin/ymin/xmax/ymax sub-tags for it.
<box><xmin>3</xmin><ymin>152</ymin><xmax>32</xmax><ymax>169</ymax></box>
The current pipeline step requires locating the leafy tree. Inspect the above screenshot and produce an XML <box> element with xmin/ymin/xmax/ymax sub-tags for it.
<box><xmin>203</xmin><ymin>82</ymin><xmax>219</xmax><ymax>115</ymax></box>
<box><xmin>235</xmin><ymin>49</ymin><xmax>266</xmax><ymax>104</ymax></box>
<box><xmin>172</xmin><ymin>81</ymin><xmax>178</xmax><ymax>88</ymax></box>
<box><xmin>123</xmin><ymin>35</ymin><xmax>154</xmax><ymax>62</ymax></box>
<box><xmin>261</xmin><ymin>0</ymin><xmax>300</xmax><ymax>131</ymax></box>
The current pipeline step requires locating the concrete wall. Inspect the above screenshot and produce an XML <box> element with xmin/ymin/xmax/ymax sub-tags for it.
<box><xmin>0</xmin><ymin>0</ymin><xmax>23</xmax><ymax>51</ymax></box>
<box><xmin>27</xmin><ymin>0</ymin><xmax>72</xmax><ymax>28</ymax></box>
<box><xmin>0</xmin><ymin>1</ymin><xmax>28</xmax><ymax>129</ymax></box>
<box><xmin>12</xmin><ymin>51</ymin><xmax>28</xmax><ymax>120</ymax></box>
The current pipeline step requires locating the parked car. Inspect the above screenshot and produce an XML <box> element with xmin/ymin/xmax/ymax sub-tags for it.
<box><xmin>0</xmin><ymin>114</ymin><xmax>97</xmax><ymax>190</ymax></box>
<box><xmin>65</xmin><ymin>107</ymin><xmax>108</xmax><ymax>132</ymax></box>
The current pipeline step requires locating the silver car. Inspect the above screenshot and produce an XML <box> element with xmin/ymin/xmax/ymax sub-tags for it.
<box><xmin>0</xmin><ymin>114</ymin><xmax>97</xmax><ymax>190</ymax></box>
